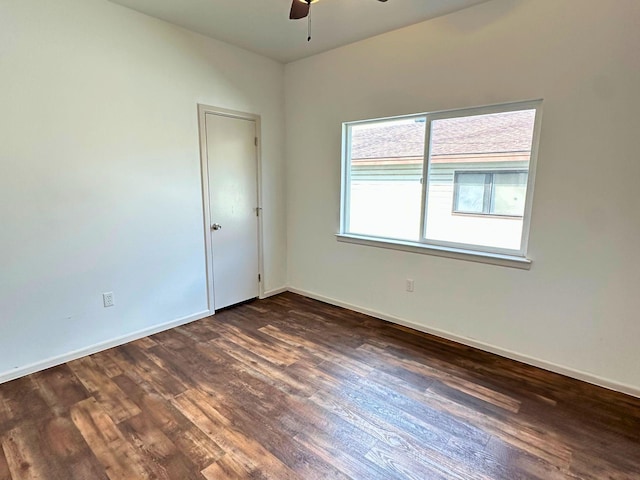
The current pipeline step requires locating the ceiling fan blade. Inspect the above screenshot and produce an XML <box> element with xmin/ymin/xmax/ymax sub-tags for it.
<box><xmin>289</xmin><ymin>0</ymin><xmax>310</xmax><ymax>20</ymax></box>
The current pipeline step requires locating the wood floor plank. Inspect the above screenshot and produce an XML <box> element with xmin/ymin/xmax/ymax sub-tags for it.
<box><xmin>206</xmin><ymin>336</ymin><xmax>316</xmax><ymax>397</ymax></box>
<box><xmin>0</xmin><ymin>379</ymin><xmax>49</xmax><ymax>433</ymax></box>
<box><xmin>119</xmin><ymin>411</ymin><xmax>200</xmax><ymax>479</ymax></box>
<box><xmin>439</xmin><ymin>375</ymin><xmax>521</xmax><ymax>413</ymax></box>
<box><xmin>0</xmin><ymin>443</ymin><xmax>9</xmax><ymax>480</ymax></box>
<box><xmin>67</xmin><ymin>357</ymin><xmax>141</xmax><ymax>423</ymax></box>
<box><xmin>1</xmin><ymin>404</ymin><xmax>104</xmax><ymax>480</ymax></box>
<box><xmin>2</xmin><ymin>426</ymin><xmax>49</xmax><ymax>480</ymax></box>
<box><xmin>31</xmin><ymin>365</ymin><xmax>89</xmax><ymax>416</ymax></box>
<box><xmin>41</xmin><ymin>415</ymin><xmax>110</xmax><ymax>480</ymax></box>
<box><xmin>0</xmin><ymin>446</ymin><xmax>9</xmax><ymax>480</ymax></box>
<box><xmin>344</xmin><ymin>370</ymin><xmax>491</xmax><ymax>447</ymax></box>
<box><xmin>111</xmin><ymin>345</ymin><xmax>190</xmax><ymax>399</ymax></box>
<box><xmin>357</xmin><ymin>342</ymin><xmax>523</xmax><ymax>414</ymax></box>
<box><xmin>217</xmin><ymin>320</ymin><xmax>302</xmax><ymax>368</ymax></box>
<box><xmin>208</xmin><ymin>390</ymin><xmax>358</xmax><ymax>480</ymax></box>
<box><xmin>365</xmin><ymin>439</ymin><xmax>454</xmax><ymax>480</ymax></box>
<box><xmin>259</xmin><ymin>324</ymin><xmax>374</xmax><ymax>377</ymax></box>
<box><xmin>0</xmin><ymin>292</ymin><xmax>638</xmax><ymax>479</ymax></box>
<box><xmin>308</xmin><ymin>387</ymin><xmax>487</xmax><ymax>480</ymax></box>
<box><xmin>293</xmin><ymin>430</ymin><xmax>391</xmax><ymax>480</ymax></box>
<box><xmin>130</xmin><ymin>337</ymin><xmax>157</xmax><ymax>350</ymax></box>
<box><xmin>200</xmin><ymin>452</ymin><xmax>256</xmax><ymax>480</ymax></box>
<box><xmin>422</xmin><ymin>384</ymin><xmax>573</xmax><ymax>468</ymax></box>
<box><xmin>111</xmin><ymin>374</ymin><xmax>223</xmax><ymax>472</ymax></box>
<box><xmin>172</xmin><ymin>390</ymin><xmax>300</xmax><ymax>479</ymax></box>
<box><xmin>172</xmin><ymin>423</ymin><xmax>224</xmax><ymax>471</ymax></box>
<box><xmin>91</xmin><ymin>351</ymin><xmax>124</xmax><ymax>379</ymax></box>
<box><xmin>70</xmin><ymin>398</ymin><xmax>154</xmax><ymax>480</ymax></box>
<box><xmin>482</xmin><ymin>435</ymin><xmax>570</xmax><ymax>480</ymax></box>
<box><xmin>314</xmin><ymin>362</ymin><xmax>453</xmax><ymax>443</ymax></box>
<box><xmin>2</xmin><ymin>423</ymin><xmax>73</xmax><ymax>480</ymax></box>
<box><xmin>174</xmin><ymin>319</ymin><xmax>220</xmax><ymax>344</ymax></box>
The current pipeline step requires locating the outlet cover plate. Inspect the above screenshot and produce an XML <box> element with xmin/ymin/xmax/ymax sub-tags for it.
<box><xmin>103</xmin><ymin>292</ymin><xmax>115</xmax><ymax>307</ymax></box>
<box><xmin>406</xmin><ymin>279</ymin><xmax>414</xmax><ymax>292</ymax></box>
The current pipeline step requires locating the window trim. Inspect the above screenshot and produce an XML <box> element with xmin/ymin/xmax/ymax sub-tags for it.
<box><xmin>335</xmin><ymin>233</ymin><xmax>532</xmax><ymax>269</ymax></box>
<box><xmin>339</xmin><ymin>100</ymin><xmax>543</xmax><ymax>264</ymax></box>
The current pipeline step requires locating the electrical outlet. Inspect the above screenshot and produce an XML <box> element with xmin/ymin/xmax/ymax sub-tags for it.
<box><xmin>103</xmin><ymin>292</ymin><xmax>115</xmax><ymax>307</ymax></box>
<box><xmin>406</xmin><ymin>279</ymin><xmax>414</xmax><ymax>293</ymax></box>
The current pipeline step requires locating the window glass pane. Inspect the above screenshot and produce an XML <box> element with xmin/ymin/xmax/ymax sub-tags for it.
<box><xmin>454</xmin><ymin>173</ymin><xmax>487</xmax><ymax>214</ymax></box>
<box><xmin>347</xmin><ymin>117</ymin><xmax>425</xmax><ymax>241</ymax></box>
<box><xmin>425</xmin><ymin>109</ymin><xmax>536</xmax><ymax>251</ymax></box>
<box><xmin>492</xmin><ymin>172</ymin><xmax>528</xmax><ymax>216</ymax></box>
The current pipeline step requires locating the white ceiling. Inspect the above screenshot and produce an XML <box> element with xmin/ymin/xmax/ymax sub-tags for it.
<box><xmin>108</xmin><ymin>0</ymin><xmax>490</xmax><ymax>63</ymax></box>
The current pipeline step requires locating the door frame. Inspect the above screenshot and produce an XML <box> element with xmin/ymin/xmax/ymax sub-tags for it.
<box><xmin>197</xmin><ymin>104</ymin><xmax>265</xmax><ymax>313</ymax></box>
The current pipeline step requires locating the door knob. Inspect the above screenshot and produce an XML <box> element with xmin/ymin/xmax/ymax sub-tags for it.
<box><xmin>211</xmin><ymin>223</ymin><xmax>222</xmax><ymax>231</ymax></box>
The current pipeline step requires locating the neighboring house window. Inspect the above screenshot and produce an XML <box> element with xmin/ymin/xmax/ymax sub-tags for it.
<box><xmin>339</xmin><ymin>101</ymin><xmax>542</xmax><ymax>259</ymax></box>
<box><xmin>453</xmin><ymin>171</ymin><xmax>528</xmax><ymax>217</ymax></box>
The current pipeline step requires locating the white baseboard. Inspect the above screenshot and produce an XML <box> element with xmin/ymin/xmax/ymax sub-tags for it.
<box><xmin>0</xmin><ymin>309</ymin><xmax>212</xmax><ymax>385</ymax></box>
<box><xmin>261</xmin><ymin>286</ymin><xmax>288</xmax><ymax>298</ymax></box>
<box><xmin>287</xmin><ymin>287</ymin><xmax>640</xmax><ymax>399</ymax></box>
<box><xmin>4</xmin><ymin>287</ymin><xmax>639</xmax><ymax>399</ymax></box>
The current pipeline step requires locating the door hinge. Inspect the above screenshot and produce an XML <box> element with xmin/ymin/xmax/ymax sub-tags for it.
<box><xmin>258</xmin><ymin>274</ymin><xmax>261</xmax><ymax>282</ymax></box>
<box><xmin>254</xmin><ymin>137</ymin><xmax>258</xmax><ymax>147</ymax></box>
<box><xmin>256</xmin><ymin>207</ymin><xmax>262</xmax><ymax>217</ymax></box>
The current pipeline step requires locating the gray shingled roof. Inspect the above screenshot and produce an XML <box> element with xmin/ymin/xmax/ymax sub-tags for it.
<box><xmin>351</xmin><ymin>110</ymin><xmax>536</xmax><ymax>159</ymax></box>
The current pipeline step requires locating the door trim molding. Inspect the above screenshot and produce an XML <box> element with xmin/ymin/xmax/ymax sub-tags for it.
<box><xmin>197</xmin><ymin>104</ymin><xmax>265</xmax><ymax>312</ymax></box>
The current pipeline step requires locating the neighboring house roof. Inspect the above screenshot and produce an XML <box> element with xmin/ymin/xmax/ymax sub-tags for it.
<box><xmin>351</xmin><ymin>110</ymin><xmax>536</xmax><ymax>159</ymax></box>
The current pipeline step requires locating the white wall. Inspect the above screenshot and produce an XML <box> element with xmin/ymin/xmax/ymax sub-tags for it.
<box><xmin>0</xmin><ymin>0</ymin><xmax>286</xmax><ymax>379</ymax></box>
<box><xmin>285</xmin><ymin>0</ymin><xmax>640</xmax><ymax>394</ymax></box>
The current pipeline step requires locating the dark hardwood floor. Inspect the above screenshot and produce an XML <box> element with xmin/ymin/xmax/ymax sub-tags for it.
<box><xmin>0</xmin><ymin>292</ymin><xmax>639</xmax><ymax>479</ymax></box>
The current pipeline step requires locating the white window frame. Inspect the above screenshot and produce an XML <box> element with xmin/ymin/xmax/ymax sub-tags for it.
<box><xmin>337</xmin><ymin>100</ymin><xmax>543</xmax><ymax>269</ymax></box>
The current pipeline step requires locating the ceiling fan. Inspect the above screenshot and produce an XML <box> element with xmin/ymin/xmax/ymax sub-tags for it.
<box><xmin>290</xmin><ymin>0</ymin><xmax>388</xmax><ymax>41</ymax></box>
<box><xmin>290</xmin><ymin>0</ymin><xmax>388</xmax><ymax>20</ymax></box>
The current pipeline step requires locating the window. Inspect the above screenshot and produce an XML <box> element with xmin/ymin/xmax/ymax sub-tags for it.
<box><xmin>453</xmin><ymin>171</ymin><xmax>528</xmax><ymax>217</ymax></box>
<box><xmin>339</xmin><ymin>101</ymin><xmax>541</xmax><ymax>262</ymax></box>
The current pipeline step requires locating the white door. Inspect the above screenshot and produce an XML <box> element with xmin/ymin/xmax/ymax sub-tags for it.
<box><xmin>205</xmin><ymin>113</ymin><xmax>259</xmax><ymax>310</ymax></box>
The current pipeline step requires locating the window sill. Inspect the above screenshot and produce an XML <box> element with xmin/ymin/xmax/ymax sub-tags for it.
<box><xmin>335</xmin><ymin>234</ymin><xmax>532</xmax><ymax>270</ymax></box>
